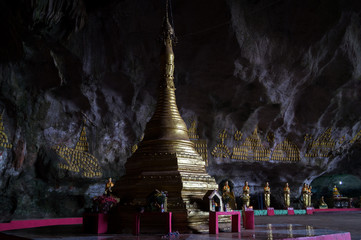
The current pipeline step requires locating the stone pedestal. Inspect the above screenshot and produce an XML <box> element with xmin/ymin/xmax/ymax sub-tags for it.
<box><xmin>267</xmin><ymin>207</ymin><xmax>275</xmax><ymax>216</ymax></box>
<box><xmin>243</xmin><ymin>209</ymin><xmax>255</xmax><ymax>229</ymax></box>
<box><xmin>83</xmin><ymin>213</ymin><xmax>108</xmax><ymax>234</ymax></box>
<box><xmin>306</xmin><ymin>207</ymin><xmax>314</xmax><ymax>215</ymax></box>
<box><xmin>287</xmin><ymin>207</ymin><xmax>295</xmax><ymax>215</ymax></box>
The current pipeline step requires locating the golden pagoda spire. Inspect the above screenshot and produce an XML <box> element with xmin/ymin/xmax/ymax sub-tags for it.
<box><xmin>140</xmin><ymin>0</ymin><xmax>192</xmax><ymax>151</ymax></box>
<box><xmin>75</xmin><ymin>119</ymin><xmax>89</xmax><ymax>152</ymax></box>
<box><xmin>160</xmin><ymin>0</ymin><xmax>176</xmax><ymax>89</ymax></box>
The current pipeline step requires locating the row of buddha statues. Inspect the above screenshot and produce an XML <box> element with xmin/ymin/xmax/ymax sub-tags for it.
<box><xmin>104</xmin><ymin>176</ymin><xmax>345</xmax><ymax>211</ymax></box>
<box><xmin>220</xmin><ymin>181</ymin><xmax>317</xmax><ymax>210</ymax></box>
<box><xmin>220</xmin><ymin>181</ymin><xmax>351</xmax><ymax>211</ymax></box>
<box><xmin>256</xmin><ymin>182</ymin><xmax>296</xmax><ymax>208</ymax></box>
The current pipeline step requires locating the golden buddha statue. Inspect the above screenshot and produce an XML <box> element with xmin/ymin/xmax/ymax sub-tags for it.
<box><xmin>302</xmin><ymin>183</ymin><xmax>309</xmax><ymax>208</ymax></box>
<box><xmin>333</xmin><ymin>185</ymin><xmax>340</xmax><ymax>197</ymax></box>
<box><xmin>307</xmin><ymin>186</ymin><xmax>312</xmax><ymax>207</ymax></box>
<box><xmin>319</xmin><ymin>196</ymin><xmax>328</xmax><ymax>209</ymax></box>
<box><xmin>104</xmin><ymin>177</ymin><xmax>114</xmax><ymax>196</ymax></box>
<box><xmin>223</xmin><ymin>181</ymin><xmax>230</xmax><ymax>192</ymax></box>
<box><xmin>222</xmin><ymin>180</ymin><xmax>236</xmax><ymax>210</ymax></box>
<box><xmin>264</xmin><ymin>182</ymin><xmax>271</xmax><ymax>208</ymax></box>
<box><xmin>242</xmin><ymin>181</ymin><xmax>250</xmax><ymax>207</ymax></box>
<box><xmin>283</xmin><ymin>182</ymin><xmax>290</xmax><ymax>208</ymax></box>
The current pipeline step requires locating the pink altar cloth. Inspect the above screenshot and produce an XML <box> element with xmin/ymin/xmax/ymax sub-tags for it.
<box><xmin>0</xmin><ymin>218</ymin><xmax>82</xmax><ymax>231</ymax></box>
<box><xmin>267</xmin><ymin>207</ymin><xmax>275</xmax><ymax>216</ymax></box>
<box><xmin>243</xmin><ymin>208</ymin><xmax>255</xmax><ymax>230</ymax></box>
<box><xmin>288</xmin><ymin>207</ymin><xmax>295</xmax><ymax>215</ymax></box>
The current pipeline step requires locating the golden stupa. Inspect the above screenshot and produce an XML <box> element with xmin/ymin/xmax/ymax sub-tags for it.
<box><xmin>113</xmin><ymin>1</ymin><xmax>218</xmax><ymax>232</ymax></box>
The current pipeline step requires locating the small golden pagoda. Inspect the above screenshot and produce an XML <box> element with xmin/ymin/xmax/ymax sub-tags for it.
<box><xmin>75</xmin><ymin>119</ymin><xmax>89</xmax><ymax>152</ymax></box>
<box><xmin>113</xmin><ymin>2</ymin><xmax>218</xmax><ymax>231</ymax></box>
<box><xmin>53</xmin><ymin>119</ymin><xmax>102</xmax><ymax>178</ymax></box>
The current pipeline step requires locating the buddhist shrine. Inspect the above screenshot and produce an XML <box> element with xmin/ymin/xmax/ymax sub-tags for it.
<box><xmin>0</xmin><ymin>0</ymin><xmax>361</xmax><ymax>239</ymax></box>
<box><xmin>112</xmin><ymin>3</ymin><xmax>218</xmax><ymax>231</ymax></box>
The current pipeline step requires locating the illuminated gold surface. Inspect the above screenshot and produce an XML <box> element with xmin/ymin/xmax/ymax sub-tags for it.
<box><xmin>210</xmin><ymin>126</ymin><xmax>345</xmax><ymax>162</ymax></box>
<box><xmin>307</xmin><ymin>186</ymin><xmax>312</xmax><ymax>207</ymax></box>
<box><xmin>191</xmin><ymin>139</ymin><xmax>208</xmax><ymax>166</ymax></box>
<box><xmin>187</xmin><ymin>119</ymin><xmax>208</xmax><ymax>166</ymax></box>
<box><xmin>75</xmin><ymin>119</ymin><xmax>89</xmax><ymax>152</ymax></box>
<box><xmin>113</xmin><ymin>4</ymin><xmax>218</xmax><ymax>232</ymax></box>
<box><xmin>187</xmin><ymin>119</ymin><xmax>200</xmax><ymax>140</ymax></box>
<box><xmin>54</xmin><ymin>145</ymin><xmax>102</xmax><ymax>177</ymax></box>
<box><xmin>305</xmin><ymin>128</ymin><xmax>335</xmax><ymax>158</ymax></box>
<box><xmin>211</xmin><ymin>129</ymin><xmax>231</xmax><ymax>158</ymax></box>
<box><xmin>231</xmin><ymin>128</ymin><xmax>270</xmax><ymax>161</ymax></box>
<box><xmin>242</xmin><ymin>182</ymin><xmax>250</xmax><ymax>207</ymax></box>
<box><xmin>0</xmin><ymin>114</ymin><xmax>12</xmax><ymax>149</ymax></box>
<box><xmin>234</xmin><ymin>130</ymin><xmax>243</xmax><ymax>141</ymax></box>
<box><xmin>271</xmin><ymin>138</ymin><xmax>300</xmax><ymax>161</ymax></box>
<box><xmin>53</xmin><ymin>120</ymin><xmax>102</xmax><ymax>178</ymax></box>
<box><xmin>302</xmin><ymin>184</ymin><xmax>309</xmax><ymax>208</ymax></box>
<box><xmin>284</xmin><ymin>183</ymin><xmax>290</xmax><ymax>208</ymax></box>
<box><xmin>267</xmin><ymin>132</ymin><xmax>274</xmax><ymax>145</ymax></box>
<box><xmin>350</xmin><ymin>130</ymin><xmax>361</xmax><ymax>143</ymax></box>
<box><xmin>264</xmin><ymin>182</ymin><xmax>270</xmax><ymax>208</ymax></box>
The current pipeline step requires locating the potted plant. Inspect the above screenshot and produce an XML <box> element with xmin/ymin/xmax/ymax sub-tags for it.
<box><xmin>92</xmin><ymin>195</ymin><xmax>118</xmax><ymax>214</ymax></box>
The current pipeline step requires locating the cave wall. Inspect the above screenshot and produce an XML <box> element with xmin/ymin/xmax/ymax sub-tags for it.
<box><xmin>1</xmin><ymin>0</ymin><xmax>361</xmax><ymax>220</ymax></box>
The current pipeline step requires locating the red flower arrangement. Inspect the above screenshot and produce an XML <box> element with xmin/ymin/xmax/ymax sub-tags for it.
<box><xmin>92</xmin><ymin>195</ymin><xmax>118</xmax><ymax>214</ymax></box>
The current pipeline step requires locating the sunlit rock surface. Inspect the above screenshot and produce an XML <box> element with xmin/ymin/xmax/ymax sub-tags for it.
<box><xmin>0</xmin><ymin>0</ymin><xmax>361</xmax><ymax>220</ymax></box>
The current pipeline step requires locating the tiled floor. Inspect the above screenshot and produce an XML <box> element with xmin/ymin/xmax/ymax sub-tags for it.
<box><xmin>2</xmin><ymin>212</ymin><xmax>361</xmax><ymax>240</ymax></box>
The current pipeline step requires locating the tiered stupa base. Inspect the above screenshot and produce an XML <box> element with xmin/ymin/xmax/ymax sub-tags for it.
<box><xmin>113</xmin><ymin>142</ymin><xmax>218</xmax><ymax>232</ymax></box>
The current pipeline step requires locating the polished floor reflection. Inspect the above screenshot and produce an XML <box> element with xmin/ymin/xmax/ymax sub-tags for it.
<box><xmin>0</xmin><ymin>224</ymin><xmax>349</xmax><ymax>240</ymax></box>
<box><xmin>2</xmin><ymin>212</ymin><xmax>360</xmax><ymax>240</ymax></box>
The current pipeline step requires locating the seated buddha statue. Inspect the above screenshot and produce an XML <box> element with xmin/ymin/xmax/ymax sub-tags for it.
<box><xmin>319</xmin><ymin>196</ymin><xmax>328</xmax><ymax>209</ymax></box>
<box><xmin>333</xmin><ymin>185</ymin><xmax>341</xmax><ymax>197</ymax></box>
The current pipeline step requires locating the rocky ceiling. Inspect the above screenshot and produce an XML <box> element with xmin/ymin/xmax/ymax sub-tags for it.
<box><xmin>1</xmin><ymin>0</ymin><xmax>361</xmax><ymax>219</ymax></box>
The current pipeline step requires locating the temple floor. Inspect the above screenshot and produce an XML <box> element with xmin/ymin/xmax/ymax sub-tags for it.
<box><xmin>1</xmin><ymin>212</ymin><xmax>360</xmax><ymax>240</ymax></box>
